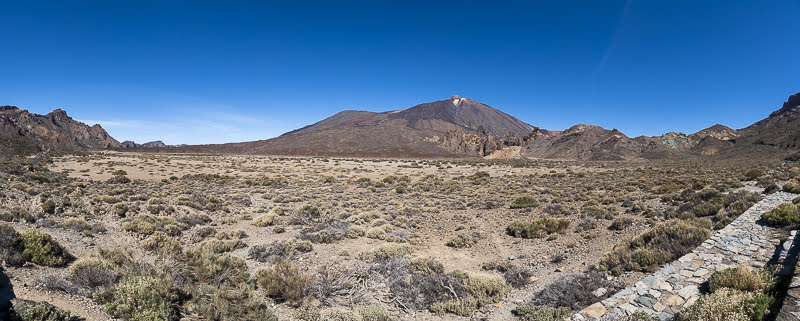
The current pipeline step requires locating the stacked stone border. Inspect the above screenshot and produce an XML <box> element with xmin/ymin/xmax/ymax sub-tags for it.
<box><xmin>571</xmin><ymin>191</ymin><xmax>798</xmax><ymax>320</ymax></box>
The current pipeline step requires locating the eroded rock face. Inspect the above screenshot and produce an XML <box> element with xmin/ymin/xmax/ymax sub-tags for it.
<box><xmin>0</xmin><ymin>106</ymin><xmax>121</xmax><ymax>153</ymax></box>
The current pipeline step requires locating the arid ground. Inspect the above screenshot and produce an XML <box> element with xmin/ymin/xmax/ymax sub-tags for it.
<box><xmin>2</xmin><ymin>151</ymin><xmax>798</xmax><ymax>321</ymax></box>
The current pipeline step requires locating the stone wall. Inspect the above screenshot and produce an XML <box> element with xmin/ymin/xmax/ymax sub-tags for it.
<box><xmin>572</xmin><ymin>191</ymin><xmax>798</xmax><ymax>320</ymax></box>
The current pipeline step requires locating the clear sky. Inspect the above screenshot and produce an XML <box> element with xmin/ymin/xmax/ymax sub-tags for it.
<box><xmin>2</xmin><ymin>1</ymin><xmax>798</xmax><ymax>145</ymax></box>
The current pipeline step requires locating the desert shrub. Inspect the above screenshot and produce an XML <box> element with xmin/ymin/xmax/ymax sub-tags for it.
<box><xmin>0</xmin><ymin>224</ymin><xmax>24</xmax><ymax>266</ymax></box>
<box><xmin>529</xmin><ymin>272</ymin><xmax>615</xmax><ymax>310</ymax></box>
<box><xmin>708</xmin><ymin>267</ymin><xmax>775</xmax><ymax>294</ymax></box>
<box><xmin>68</xmin><ymin>257</ymin><xmax>118</xmax><ymax>290</ymax></box>
<box><xmin>103</xmin><ymin>276</ymin><xmax>178</xmax><ymax>321</ymax></box>
<box><xmin>357</xmin><ymin>243</ymin><xmax>411</xmax><ymax>261</ymax></box>
<box><xmin>18</xmin><ymin>301</ymin><xmax>76</xmax><ymax>321</ymax></box>
<box><xmin>510</xmin><ymin>196</ymin><xmax>540</xmax><ymax>209</ymax></box>
<box><xmin>140</xmin><ymin>232</ymin><xmax>182</xmax><ymax>255</ymax></box>
<box><xmin>760</xmin><ymin>203</ymin><xmax>799</xmax><ymax>226</ymax></box>
<box><xmin>255</xmin><ymin>260</ymin><xmax>314</xmax><ymax>305</ymax></box>
<box><xmin>675</xmin><ymin>288</ymin><xmax>772</xmax><ymax>321</ymax></box>
<box><xmin>300</xmin><ymin>219</ymin><xmax>350</xmax><ymax>244</ymax></box>
<box><xmin>430</xmin><ymin>272</ymin><xmax>511</xmax><ymax>316</ymax></box>
<box><xmin>20</xmin><ymin>230</ymin><xmax>72</xmax><ymax>267</ymax></box>
<box><xmin>184</xmin><ymin>248</ymin><xmax>249</xmax><ymax>287</ymax></box>
<box><xmin>346</xmin><ymin>225</ymin><xmax>366</xmax><ymax>238</ymax></box>
<box><xmin>248</xmin><ymin>239</ymin><xmax>313</xmax><ymax>263</ymax></box>
<box><xmin>514</xmin><ymin>304</ymin><xmax>571</xmax><ymax>321</ymax></box>
<box><xmin>41</xmin><ymin>199</ymin><xmax>56</xmax><ymax>214</ymax></box>
<box><xmin>784</xmin><ymin>180</ymin><xmax>800</xmax><ymax>193</ymax></box>
<box><xmin>446</xmin><ymin>232</ymin><xmax>482</xmax><ymax>248</ymax></box>
<box><xmin>63</xmin><ymin>218</ymin><xmax>91</xmax><ymax>232</ymax></box>
<box><xmin>252</xmin><ymin>213</ymin><xmax>279</xmax><ymax>227</ymax></box>
<box><xmin>199</xmin><ymin>239</ymin><xmax>247</xmax><ymax>254</ymax></box>
<box><xmin>295</xmin><ymin>303</ymin><xmax>391</xmax><ymax>321</ymax></box>
<box><xmin>504</xmin><ymin>266</ymin><xmax>535</xmax><ymax>288</ymax></box>
<box><xmin>763</xmin><ymin>183</ymin><xmax>779</xmax><ymax>194</ymax></box>
<box><xmin>794</xmin><ymin>196</ymin><xmax>800</xmax><ymax>204</ymax></box>
<box><xmin>193</xmin><ymin>283</ymin><xmax>277</xmax><ymax>321</ymax></box>
<box><xmin>693</xmin><ymin>201</ymin><xmax>724</xmax><ymax>217</ymax></box>
<box><xmin>596</xmin><ymin>219</ymin><xmax>711</xmax><ymax>275</ymax></box>
<box><xmin>121</xmin><ymin>214</ymin><xmax>186</xmax><ymax>236</ymax></box>
<box><xmin>506</xmin><ymin>219</ymin><xmax>570</xmax><ymax>239</ymax></box>
<box><xmin>745</xmin><ymin>168</ymin><xmax>765</xmax><ymax>180</ymax></box>
<box><xmin>609</xmin><ymin>217</ymin><xmax>634</xmax><ymax>230</ymax></box>
<box><xmin>290</xmin><ymin>205</ymin><xmax>322</xmax><ymax>225</ymax></box>
<box><xmin>114</xmin><ymin>203</ymin><xmax>128</xmax><ymax>217</ymax></box>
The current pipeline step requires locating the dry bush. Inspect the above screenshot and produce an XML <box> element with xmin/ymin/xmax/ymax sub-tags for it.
<box><xmin>255</xmin><ymin>260</ymin><xmax>314</xmax><ymax>305</ymax></box>
<box><xmin>675</xmin><ymin>288</ymin><xmax>772</xmax><ymax>321</ymax></box>
<box><xmin>446</xmin><ymin>232</ymin><xmax>482</xmax><ymax>248</ymax></box>
<box><xmin>529</xmin><ymin>272</ymin><xmax>615</xmax><ymax>310</ymax></box>
<box><xmin>506</xmin><ymin>218</ymin><xmax>570</xmax><ymax>239</ymax></box>
<box><xmin>248</xmin><ymin>239</ymin><xmax>313</xmax><ymax>263</ymax></box>
<box><xmin>596</xmin><ymin>219</ymin><xmax>711</xmax><ymax>275</ymax></box>
<box><xmin>514</xmin><ymin>304</ymin><xmax>571</xmax><ymax>321</ymax></box>
<box><xmin>708</xmin><ymin>267</ymin><xmax>775</xmax><ymax>294</ymax></box>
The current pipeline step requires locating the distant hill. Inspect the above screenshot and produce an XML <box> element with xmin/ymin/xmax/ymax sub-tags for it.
<box><xmin>120</xmin><ymin>140</ymin><xmax>168</xmax><ymax>148</ymax></box>
<box><xmin>0</xmin><ymin>106</ymin><xmax>120</xmax><ymax>154</ymax></box>
<box><xmin>178</xmin><ymin>95</ymin><xmax>553</xmax><ymax>157</ymax></box>
<box><xmin>3</xmin><ymin>92</ymin><xmax>799</xmax><ymax>161</ymax></box>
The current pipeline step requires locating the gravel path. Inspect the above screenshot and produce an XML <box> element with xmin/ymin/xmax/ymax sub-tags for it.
<box><xmin>572</xmin><ymin>191</ymin><xmax>798</xmax><ymax>321</ymax></box>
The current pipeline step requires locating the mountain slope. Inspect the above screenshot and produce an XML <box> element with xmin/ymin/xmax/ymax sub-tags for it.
<box><xmin>227</xmin><ymin>95</ymin><xmax>544</xmax><ymax>157</ymax></box>
<box><xmin>0</xmin><ymin>106</ymin><xmax>120</xmax><ymax>154</ymax></box>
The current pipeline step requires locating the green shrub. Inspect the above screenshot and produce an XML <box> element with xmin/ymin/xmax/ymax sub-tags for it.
<box><xmin>675</xmin><ymin>288</ymin><xmax>773</xmax><ymax>321</ymax></box>
<box><xmin>609</xmin><ymin>217</ymin><xmax>634</xmax><ymax>230</ymax></box>
<box><xmin>506</xmin><ymin>219</ymin><xmax>570</xmax><ymax>239</ymax></box>
<box><xmin>140</xmin><ymin>232</ymin><xmax>182</xmax><ymax>255</ymax></box>
<box><xmin>708</xmin><ymin>267</ymin><xmax>775</xmax><ymax>294</ymax></box>
<box><xmin>104</xmin><ymin>276</ymin><xmax>178</xmax><ymax>321</ymax></box>
<box><xmin>68</xmin><ymin>257</ymin><xmax>117</xmax><ymax>290</ymax></box>
<box><xmin>18</xmin><ymin>301</ymin><xmax>74</xmax><ymax>321</ymax></box>
<box><xmin>357</xmin><ymin>243</ymin><xmax>411</xmax><ymax>261</ymax></box>
<box><xmin>510</xmin><ymin>196</ymin><xmax>540</xmax><ymax>209</ymax></box>
<box><xmin>252</xmin><ymin>214</ymin><xmax>279</xmax><ymax>227</ymax></box>
<box><xmin>41</xmin><ymin>199</ymin><xmax>56</xmax><ymax>214</ymax></box>
<box><xmin>430</xmin><ymin>272</ymin><xmax>511</xmax><ymax>316</ymax></box>
<box><xmin>446</xmin><ymin>232</ymin><xmax>482</xmax><ymax>248</ymax></box>
<box><xmin>193</xmin><ymin>283</ymin><xmax>277</xmax><ymax>321</ymax></box>
<box><xmin>184</xmin><ymin>248</ymin><xmax>249</xmax><ymax>287</ymax></box>
<box><xmin>20</xmin><ymin>230</ymin><xmax>72</xmax><ymax>267</ymax></box>
<box><xmin>255</xmin><ymin>260</ymin><xmax>314</xmax><ymax>305</ymax></box>
<box><xmin>760</xmin><ymin>203</ymin><xmax>799</xmax><ymax>226</ymax></box>
<box><xmin>0</xmin><ymin>224</ymin><xmax>24</xmax><ymax>266</ymax></box>
<box><xmin>744</xmin><ymin>168</ymin><xmax>764</xmax><ymax>180</ymax></box>
<box><xmin>596</xmin><ymin>219</ymin><xmax>711</xmax><ymax>275</ymax></box>
<box><xmin>121</xmin><ymin>214</ymin><xmax>186</xmax><ymax>236</ymax></box>
<box><xmin>514</xmin><ymin>304</ymin><xmax>571</xmax><ymax>321</ymax></box>
<box><xmin>783</xmin><ymin>180</ymin><xmax>800</xmax><ymax>194</ymax></box>
<box><xmin>114</xmin><ymin>204</ymin><xmax>128</xmax><ymax>217</ymax></box>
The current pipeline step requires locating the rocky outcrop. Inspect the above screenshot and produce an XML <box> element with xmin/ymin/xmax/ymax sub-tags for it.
<box><xmin>0</xmin><ymin>106</ymin><xmax>120</xmax><ymax>154</ymax></box>
<box><xmin>120</xmin><ymin>140</ymin><xmax>168</xmax><ymax>148</ymax></box>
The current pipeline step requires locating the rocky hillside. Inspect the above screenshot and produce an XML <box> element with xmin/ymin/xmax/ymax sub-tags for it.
<box><xmin>120</xmin><ymin>140</ymin><xmax>168</xmax><ymax>148</ymax></box>
<box><xmin>186</xmin><ymin>95</ymin><xmax>552</xmax><ymax>157</ymax></box>
<box><xmin>0</xmin><ymin>106</ymin><xmax>120</xmax><ymax>154</ymax></box>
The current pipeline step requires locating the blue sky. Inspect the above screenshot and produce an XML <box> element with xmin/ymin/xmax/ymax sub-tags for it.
<box><xmin>1</xmin><ymin>1</ymin><xmax>798</xmax><ymax>144</ymax></box>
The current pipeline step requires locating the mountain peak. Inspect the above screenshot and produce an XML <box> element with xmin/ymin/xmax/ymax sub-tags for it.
<box><xmin>450</xmin><ymin>95</ymin><xmax>464</xmax><ymax>105</ymax></box>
